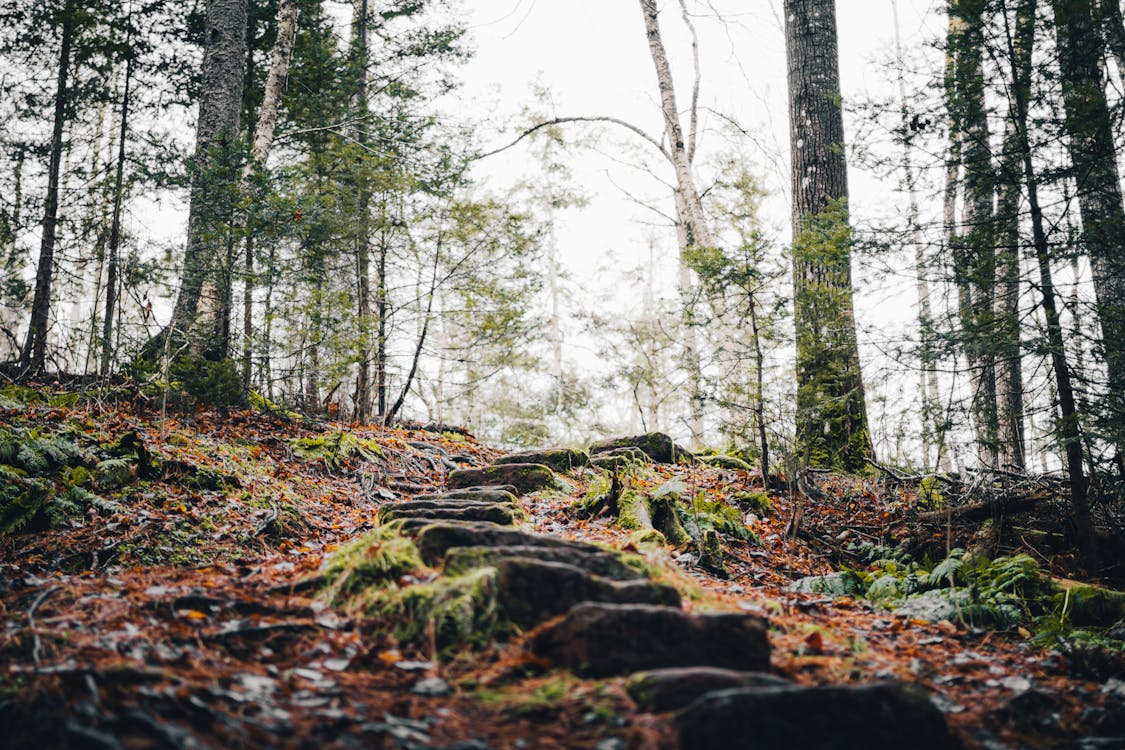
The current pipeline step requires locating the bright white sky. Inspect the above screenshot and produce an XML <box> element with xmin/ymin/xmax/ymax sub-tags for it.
<box><xmin>442</xmin><ymin>0</ymin><xmax>951</xmax><ymax>453</ymax></box>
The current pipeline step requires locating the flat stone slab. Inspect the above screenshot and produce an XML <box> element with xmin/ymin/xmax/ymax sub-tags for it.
<box><xmin>443</xmin><ymin>545</ymin><xmax>645</xmax><ymax>582</ymax></box>
<box><xmin>529</xmin><ymin>603</ymin><xmax>769</xmax><ymax>678</ymax></box>
<box><xmin>379</xmin><ymin>505</ymin><xmax>518</xmax><ymax>526</ymax></box>
<box><xmin>414</xmin><ymin>488</ymin><xmax>519</xmax><ymax>504</ymax></box>
<box><xmin>589</xmin><ymin>433</ymin><xmax>693</xmax><ymax>464</ymax></box>
<box><xmin>493</xmin><ymin>448</ymin><xmax>588</xmax><ymax>473</ymax></box>
<box><xmin>493</xmin><ymin>557</ymin><xmax>681</xmax><ymax>628</ymax></box>
<box><xmin>673</xmin><ymin>682</ymin><xmax>953</xmax><ymax>750</ymax></box>
<box><xmin>626</xmin><ymin>668</ymin><xmax>793</xmax><ymax>713</ymax></box>
<box><xmin>408</xmin><ymin>521</ymin><xmax>611</xmax><ymax>566</ymax></box>
<box><xmin>447</xmin><ymin>464</ymin><xmax>555</xmax><ymax>494</ymax></box>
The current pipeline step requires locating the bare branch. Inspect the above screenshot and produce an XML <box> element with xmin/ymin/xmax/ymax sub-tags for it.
<box><xmin>476</xmin><ymin>116</ymin><xmax>671</xmax><ymax>162</ymax></box>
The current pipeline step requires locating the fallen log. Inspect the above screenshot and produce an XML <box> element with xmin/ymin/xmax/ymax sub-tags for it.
<box><xmin>916</xmin><ymin>493</ymin><xmax>1047</xmax><ymax>524</ymax></box>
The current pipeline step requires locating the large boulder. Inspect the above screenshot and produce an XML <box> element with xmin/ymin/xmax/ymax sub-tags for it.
<box><xmin>443</xmin><ymin>545</ymin><xmax>645</xmax><ymax>581</ymax></box>
<box><xmin>589</xmin><ymin>433</ymin><xmax>692</xmax><ymax>464</ymax></box>
<box><xmin>493</xmin><ymin>449</ymin><xmax>588</xmax><ymax>473</ymax></box>
<box><xmin>409</xmin><ymin>521</ymin><xmax>612</xmax><ymax>566</ymax></box>
<box><xmin>673</xmin><ymin>682</ymin><xmax>953</xmax><ymax>750</ymax></box>
<box><xmin>447</xmin><ymin>464</ymin><xmax>555</xmax><ymax>494</ymax></box>
<box><xmin>626</xmin><ymin>668</ymin><xmax>793</xmax><ymax>713</ymax></box>
<box><xmin>529</xmin><ymin>603</ymin><xmax>769</xmax><ymax>677</ymax></box>
<box><xmin>492</xmin><ymin>557</ymin><xmax>680</xmax><ymax>628</ymax></box>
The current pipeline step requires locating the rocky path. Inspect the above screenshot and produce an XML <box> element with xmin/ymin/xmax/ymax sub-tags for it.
<box><xmin>354</xmin><ymin>439</ymin><xmax>955</xmax><ymax>750</ymax></box>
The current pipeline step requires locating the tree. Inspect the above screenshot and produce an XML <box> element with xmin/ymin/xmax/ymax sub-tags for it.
<box><xmin>164</xmin><ymin>0</ymin><xmax>248</xmax><ymax>356</ymax></box>
<box><xmin>783</xmin><ymin>0</ymin><xmax>871</xmax><ymax>470</ymax></box>
<box><xmin>1049</xmin><ymin>0</ymin><xmax>1125</xmax><ymax>462</ymax></box>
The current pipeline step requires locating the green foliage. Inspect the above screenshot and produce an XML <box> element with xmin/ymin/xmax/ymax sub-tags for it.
<box><xmin>168</xmin><ymin>355</ymin><xmax>246</xmax><ymax>409</ymax></box>
<box><xmin>290</xmin><ymin>430</ymin><xmax>383</xmax><ymax>471</ymax></box>
<box><xmin>791</xmin><ymin>199</ymin><xmax>870</xmax><ymax>472</ymax></box>
<box><xmin>322</xmin><ymin>524</ymin><xmax>425</xmax><ymax>602</ymax></box>
<box><xmin>733</xmin><ymin>490</ymin><xmax>771</xmax><ymax>515</ymax></box>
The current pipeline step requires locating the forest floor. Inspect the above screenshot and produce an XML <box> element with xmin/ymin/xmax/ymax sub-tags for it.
<box><xmin>0</xmin><ymin>391</ymin><xmax>1123</xmax><ymax>749</ymax></box>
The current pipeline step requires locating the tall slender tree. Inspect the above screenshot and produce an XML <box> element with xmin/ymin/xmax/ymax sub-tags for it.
<box><xmin>783</xmin><ymin>0</ymin><xmax>871</xmax><ymax>470</ymax></box>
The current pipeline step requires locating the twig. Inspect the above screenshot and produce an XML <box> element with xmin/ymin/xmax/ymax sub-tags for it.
<box><xmin>28</xmin><ymin>585</ymin><xmax>59</xmax><ymax>667</ymax></box>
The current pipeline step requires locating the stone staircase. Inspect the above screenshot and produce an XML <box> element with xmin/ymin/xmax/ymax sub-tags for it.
<box><xmin>379</xmin><ymin>437</ymin><xmax>955</xmax><ymax>749</ymax></box>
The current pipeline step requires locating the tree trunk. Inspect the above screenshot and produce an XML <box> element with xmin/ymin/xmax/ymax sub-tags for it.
<box><xmin>1002</xmin><ymin>0</ymin><xmax>1097</xmax><ymax>567</ymax></box>
<box><xmin>948</xmin><ymin>0</ymin><xmax>1001</xmax><ymax>469</ymax></box>
<box><xmin>352</xmin><ymin>0</ymin><xmax>372</xmax><ymax>422</ymax></box>
<box><xmin>239</xmin><ymin>0</ymin><xmax>298</xmax><ymax>388</ymax></box>
<box><xmin>20</xmin><ymin>0</ymin><xmax>75</xmax><ymax>376</ymax></box>
<box><xmin>165</xmin><ymin>0</ymin><xmax>248</xmax><ymax>354</ymax></box>
<box><xmin>784</xmin><ymin>0</ymin><xmax>871</xmax><ymax>471</ymax></box>
<box><xmin>892</xmin><ymin>0</ymin><xmax>947</xmax><ymax>471</ymax></box>
<box><xmin>1050</xmin><ymin>0</ymin><xmax>1125</xmax><ymax>454</ymax></box>
<box><xmin>101</xmin><ymin>21</ymin><xmax>134</xmax><ymax>377</ymax></box>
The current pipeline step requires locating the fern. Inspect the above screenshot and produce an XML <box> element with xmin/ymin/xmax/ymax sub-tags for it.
<box><xmin>927</xmin><ymin>549</ymin><xmax>967</xmax><ymax>588</ymax></box>
<box><xmin>94</xmin><ymin>457</ymin><xmax>134</xmax><ymax>490</ymax></box>
<box><xmin>0</xmin><ymin>478</ymin><xmax>52</xmax><ymax>534</ymax></box>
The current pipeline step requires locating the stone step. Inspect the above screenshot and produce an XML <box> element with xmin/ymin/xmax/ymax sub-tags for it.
<box><xmin>492</xmin><ymin>557</ymin><xmax>681</xmax><ymax>628</ymax></box>
<box><xmin>492</xmin><ymin>448</ymin><xmax>588</xmax><ymax>473</ymax></box>
<box><xmin>529</xmin><ymin>603</ymin><xmax>769</xmax><ymax>678</ymax></box>
<box><xmin>407</xmin><ymin>521</ymin><xmax>614</xmax><ymax>566</ymax></box>
<box><xmin>413</xmin><ymin>488</ymin><xmax>519</xmax><ymax>504</ymax></box>
<box><xmin>673</xmin><ymin>682</ymin><xmax>953</xmax><ymax>750</ymax></box>
<box><xmin>589</xmin><ymin>433</ymin><xmax>692</xmax><ymax>464</ymax></box>
<box><xmin>443</xmin><ymin>545</ymin><xmax>645</xmax><ymax>582</ymax></box>
<box><xmin>379</xmin><ymin>505</ymin><xmax>519</xmax><ymax>526</ymax></box>
<box><xmin>447</xmin><ymin>464</ymin><xmax>556</xmax><ymax>494</ymax></box>
<box><xmin>625</xmin><ymin>667</ymin><xmax>793</xmax><ymax>713</ymax></box>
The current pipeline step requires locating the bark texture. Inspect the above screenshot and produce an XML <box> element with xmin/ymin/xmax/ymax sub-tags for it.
<box><xmin>784</xmin><ymin>0</ymin><xmax>871</xmax><ymax>470</ymax></box>
<box><xmin>166</xmin><ymin>0</ymin><xmax>248</xmax><ymax>353</ymax></box>
<box><xmin>20</xmin><ymin>0</ymin><xmax>75</xmax><ymax>375</ymax></box>
<box><xmin>1050</xmin><ymin>0</ymin><xmax>1125</xmax><ymax>450</ymax></box>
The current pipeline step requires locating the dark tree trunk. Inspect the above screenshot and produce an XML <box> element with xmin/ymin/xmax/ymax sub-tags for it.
<box><xmin>100</xmin><ymin>23</ymin><xmax>133</xmax><ymax>377</ymax></box>
<box><xmin>165</xmin><ymin>0</ymin><xmax>248</xmax><ymax>354</ymax></box>
<box><xmin>20</xmin><ymin>0</ymin><xmax>75</xmax><ymax>376</ymax></box>
<box><xmin>353</xmin><ymin>0</ymin><xmax>372</xmax><ymax>423</ymax></box>
<box><xmin>784</xmin><ymin>0</ymin><xmax>871</xmax><ymax>470</ymax></box>
<box><xmin>1050</xmin><ymin>0</ymin><xmax>1125</xmax><ymax>453</ymax></box>
<box><xmin>1003</xmin><ymin>0</ymin><xmax>1097</xmax><ymax>567</ymax></box>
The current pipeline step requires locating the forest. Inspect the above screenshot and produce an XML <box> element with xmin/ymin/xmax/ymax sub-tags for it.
<box><xmin>1</xmin><ymin>0</ymin><xmax>1124</xmax><ymax>747</ymax></box>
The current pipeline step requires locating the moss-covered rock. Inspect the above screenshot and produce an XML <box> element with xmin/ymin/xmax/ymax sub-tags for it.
<box><xmin>493</xmin><ymin>448</ymin><xmax>588</xmax><ymax>473</ymax></box>
<box><xmin>626</xmin><ymin>667</ymin><xmax>793</xmax><ymax>713</ymax></box>
<box><xmin>699</xmin><ymin>454</ymin><xmax>755</xmax><ymax>472</ymax></box>
<box><xmin>530</xmin><ymin>603</ymin><xmax>770</xmax><ymax>678</ymax></box>
<box><xmin>322</xmin><ymin>525</ymin><xmax>426</xmax><ymax>602</ymax></box>
<box><xmin>410</xmin><ymin>521</ymin><xmax>613</xmax><ymax>566</ymax></box>
<box><xmin>443</xmin><ymin>544</ymin><xmax>645</xmax><ymax>581</ymax></box>
<box><xmin>1058</xmin><ymin>583</ymin><xmax>1125</xmax><ymax>627</ymax></box>
<box><xmin>674</xmin><ymin>682</ymin><xmax>953</xmax><ymax>750</ymax></box>
<box><xmin>388</xmin><ymin>567</ymin><xmax>502</xmax><ymax>651</ymax></box>
<box><xmin>788</xmin><ymin>571</ymin><xmax>866</xmax><ymax>597</ymax></box>
<box><xmin>589</xmin><ymin>433</ymin><xmax>692</xmax><ymax>464</ymax></box>
<box><xmin>447</xmin><ymin>463</ymin><xmax>556</xmax><ymax>494</ymax></box>
<box><xmin>378</xmin><ymin>504</ymin><xmax>520</xmax><ymax>526</ymax></box>
<box><xmin>492</xmin><ymin>557</ymin><xmax>681</xmax><ymax>627</ymax></box>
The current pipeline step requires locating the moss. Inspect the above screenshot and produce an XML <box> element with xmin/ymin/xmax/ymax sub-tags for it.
<box><xmin>700</xmin><ymin>454</ymin><xmax>755</xmax><ymax>472</ymax></box>
<box><xmin>168</xmin><ymin>355</ymin><xmax>246</xmax><ymax>409</ymax></box>
<box><xmin>687</xmin><ymin>496</ymin><xmax>753</xmax><ymax>542</ymax></box>
<box><xmin>322</xmin><ymin>524</ymin><xmax>426</xmax><ymax>603</ymax></box>
<box><xmin>699</xmin><ymin>529</ymin><xmax>728</xmax><ymax>577</ymax></box>
<box><xmin>383</xmin><ymin>567</ymin><xmax>501</xmax><ymax>652</ymax></box>
<box><xmin>733</xmin><ymin>490</ymin><xmax>771</xmax><ymax>515</ymax></box>
<box><xmin>291</xmin><ymin>431</ymin><xmax>383</xmax><ymax>471</ymax></box>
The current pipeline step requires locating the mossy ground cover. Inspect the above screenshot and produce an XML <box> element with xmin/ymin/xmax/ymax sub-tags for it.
<box><xmin>0</xmin><ymin>390</ymin><xmax>1120</xmax><ymax>749</ymax></box>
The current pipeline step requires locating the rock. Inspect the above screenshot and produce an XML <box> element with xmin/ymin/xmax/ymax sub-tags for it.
<box><xmin>699</xmin><ymin>454</ymin><xmax>755</xmax><ymax>472</ymax></box>
<box><xmin>673</xmin><ymin>682</ymin><xmax>953</xmax><ymax>750</ymax></box>
<box><xmin>626</xmin><ymin>668</ymin><xmax>793</xmax><ymax>713</ymax></box>
<box><xmin>589</xmin><ymin>433</ymin><xmax>692</xmax><ymax>464</ymax></box>
<box><xmin>892</xmin><ymin>589</ymin><xmax>974</xmax><ymax>622</ymax></box>
<box><xmin>788</xmin><ymin>571</ymin><xmax>865</xmax><ymax>597</ymax></box>
<box><xmin>411</xmin><ymin>676</ymin><xmax>453</xmax><ymax>696</ymax></box>
<box><xmin>414</xmin><ymin>489</ymin><xmax>520</xmax><ymax>505</ymax></box>
<box><xmin>410</xmin><ymin>522</ymin><xmax>613</xmax><ymax>566</ymax></box>
<box><xmin>529</xmin><ymin>603</ymin><xmax>769</xmax><ymax>678</ymax></box>
<box><xmin>492</xmin><ymin>557</ymin><xmax>681</xmax><ymax>627</ymax></box>
<box><xmin>589</xmin><ymin>448</ymin><xmax>652</xmax><ymax>472</ymax></box>
<box><xmin>493</xmin><ymin>448</ymin><xmax>588</xmax><ymax>473</ymax></box>
<box><xmin>379</xmin><ymin>497</ymin><xmax>518</xmax><ymax>515</ymax></box>
<box><xmin>379</xmin><ymin>505</ymin><xmax>519</xmax><ymax>526</ymax></box>
<box><xmin>443</xmin><ymin>545</ymin><xmax>645</xmax><ymax>581</ymax></box>
<box><xmin>448</xmin><ymin>464</ymin><xmax>555</xmax><ymax>495</ymax></box>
